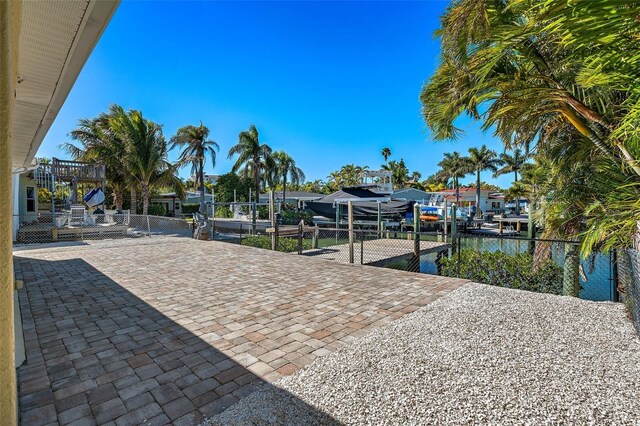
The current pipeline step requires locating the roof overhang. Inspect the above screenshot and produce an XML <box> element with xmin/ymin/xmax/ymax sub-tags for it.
<box><xmin>11</xmin><ymin>0</ymin><xmax>119</xmax><ymax>170</ymax></box>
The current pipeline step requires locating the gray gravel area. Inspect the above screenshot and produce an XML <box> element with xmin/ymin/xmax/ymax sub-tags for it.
<box><xmin>204</xmin><ymin>283</ymin><xmax>640</xmax><ymax>425</ymax></box>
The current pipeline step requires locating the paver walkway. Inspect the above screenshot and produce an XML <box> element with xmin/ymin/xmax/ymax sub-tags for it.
<box><xmin>13</xmin><ymin>238</ymin><xmax>467</xmax><ymax>425</ymax></box>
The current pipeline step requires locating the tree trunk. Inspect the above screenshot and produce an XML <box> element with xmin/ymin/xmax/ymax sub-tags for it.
<box><xmin>563</xmin><ymin>243</ymin><xmax>580</xmax><ymax>297</ymax></box>
<box><xmin>141</xmin><ymin>183</ymin><xmax>149</xmax><ymax>216</ymax></box>
<box><xmin>514</xmin><ymin>171</ymin><xmax>520</xmax><ymax>215</ymax></box>
<box><xmin>455</xmin><ymin>177</ymin><xmax>460</xmax><ymax>203</ymax></box>
<box><xmin>130</xmin><ymin>187</ymin><xmax>137</xmax><ymax>214</ymax></box>
<box><xmin>199</xmin><ymin>159</ymin><xmax>206</xmax><ymax>215</ymax></box>
<box><xmin>282</xmin><ymin>176</ymin><xmax>287</xmax><ymax>207</ymax></box>
<box><xmin>114</xmin><ymin>190</ymin><xmax>123</xmax><ymax>211</ymax></box>
<box><xmin>475</xmin><ymin>169</ymin><xmax>481</xmax><ymax>219</ymax></box>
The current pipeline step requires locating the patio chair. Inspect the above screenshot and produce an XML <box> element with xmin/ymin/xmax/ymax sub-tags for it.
<box><xmin>69</xmin><ymin>205</ymin><xmax>86</xmax><ymax>226</ymax></box>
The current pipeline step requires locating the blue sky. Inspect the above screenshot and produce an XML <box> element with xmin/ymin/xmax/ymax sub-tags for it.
<box><xmin>38</xmin><ymin>0</ymin><xmax>514</xmax><ymax>188</ymax></box>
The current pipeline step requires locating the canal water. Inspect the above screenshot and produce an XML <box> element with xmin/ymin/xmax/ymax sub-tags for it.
<box><xmin>420</xmin><ymin>236</ymin><xmax>614</xmax><ymax>302</ymax></box>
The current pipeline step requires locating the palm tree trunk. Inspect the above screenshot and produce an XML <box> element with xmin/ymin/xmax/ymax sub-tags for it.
<box><xmin>455</xmin><ymin>177</ymin><xmax>460</xmax><ymax>203</ymax></box>
<box><xmin>130</xmin><ymin>187</ymin><xmax>137</xmax><ymax>214</ymax></box>
<box><xmin>514</xmin><ymin>171</ymin><xmax>520</xmax><ymax>215</ymax></box>
<box><xmin>114</xmin><ymin>190</ymin><xmax>123</xmax><ymax>211</ymax></box>
<box><xmin>476</xmin><ymin>169</ymin><xmax>481</xmax><ymax>219</ymax></box>
<box><xmin>199</xmin><ymin>159</ymin><xmax>206</xmax><ymax>215</ymax></box>
<box><xmin>141</xmin><ymin>183</ymin><xmax>150</xmax><ymax>216</ymax></box>
<box><xmin>282</xmin><ymin>175</ymin><xmax>287</xmax><ymax>207</ymax></box>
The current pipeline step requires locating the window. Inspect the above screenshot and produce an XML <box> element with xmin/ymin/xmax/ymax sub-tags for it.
<box><xmin>175</xmin><ymin>202</ymin><xmax>180</xmax><ymax>210</ymax></box>
<box><xmin>26</xmin><ymin>186</ymin><xmax>36</xmax><ymax>212</ymax></box>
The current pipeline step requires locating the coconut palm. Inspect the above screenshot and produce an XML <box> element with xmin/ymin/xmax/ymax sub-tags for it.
<box><xmin>170</xmin><ymin>122</ymin><xmax>219</xmax><ymax>214</ymax></box>
<box><xmin>437</xmin><ymin>152</ymin><xmax>470</xmax><ymax>203</ymax></box>
<box><xmin>381</xmin><ymin>147</ymin><xmax>392</xmax><ymax>163</ymax></box>
<box><xmin>273</xmin><ymin>151</ymin><xmax>305</xmax><ymax>204</ymax></box>
<box><xmin>494</xmin><ymin>149</ymin><xmax>528</xmax><ymax>215</ymax></box>
<box><xmin>110</xmin><ymin>107</ymin><xmax>183</xmax><ymax>215</ymax></box>
<box><xmin>468</xmin><ymin>145</ymin><xmax>500</xmax><ymax>218</ymax></box>
<box><xmin>382</xmin><ymin>159</ymin><xmax>410</xmax><ymax>189</ymax></box>
<box><xmin>228</xmin><ymin>125</ymin><xmax>274</xmax><ymax>197</ymax></box>
<box><xmin>420</xmin><ymin>0</ymin><xmax>640</xmax><ymax>253</ymax></box>
<box><xmin>63</xmin><ymin>106</ymin><xmax>128</xmax><ymax>210</ymax></box>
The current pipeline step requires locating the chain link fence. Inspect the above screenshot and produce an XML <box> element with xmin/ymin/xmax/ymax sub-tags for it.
<box><xmin>13</xmin><ymin>212</ymin><xmax>192</xmax><ymax>244</ymax></box>
<box><xmin>210</xmin><ymin>222</ymin><xmax>617</xmax><ymax>302</ymax></box>
<box><xmin>14</xmin><ymin>210</ymin><xmax>619</xmax><ymax>302</ymax></box>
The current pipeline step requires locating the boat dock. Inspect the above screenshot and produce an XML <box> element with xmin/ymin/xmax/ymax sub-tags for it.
<box><xmin>301</xmin><ymin>238</ymin><xmax>451</xmax><ymax>266</ymax></box>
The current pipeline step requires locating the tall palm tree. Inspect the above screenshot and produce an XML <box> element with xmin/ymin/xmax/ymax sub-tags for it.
<box><xmin>228</xmin><ymin>125</ymin><xmax>273</xmax><ymax>197</ymax></box>
<box><xmin>468</xmin><ymin>145</ymin><xmax>500</xmax><ymax>218</ymax></box>
<box><xmin>63</xmin><ymin>106</ymin><xmax>128</xmax><ymax>210</ymax></box>
<box><xmin>438</xmin><ymin>152</ymin><xmax>470</xmax><ymax>203</ymax></box>
<box><xmin>273</xmin><ymin>151</ymin><xmax>305</xmax><ymax>204</ymax></box>
<box><xmin>494</xmin><ymin>149</ymin><xmax>528</xmax><ymax>215</ymax></box>
<box><xmin>381</xmin><ymin>147</ymin><xmax>392</xmax><ymax>163</ymax></box>
<box><xmin>110</xmin><ymin>107</ymin><xmax>183</xmax><ymax>215</ymax></box>
<box><xmin>419</xmin><ymin>0</ymin><xmax>640</xmax><ymax>254</ymax></box>
<box><xmin>170</xmin><ymin>122</ymin><xmax>219</xmax><ymax>214</ymax></box>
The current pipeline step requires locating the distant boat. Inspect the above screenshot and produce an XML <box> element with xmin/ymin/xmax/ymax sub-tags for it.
<box><xmin>306</xmin><ymin>188</ymin><xmax>414</xmax><ymax>221</ymax></box>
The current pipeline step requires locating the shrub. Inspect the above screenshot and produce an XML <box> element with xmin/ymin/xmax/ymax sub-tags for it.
<box><xmin>214</xmin><ymin>206</ymin><xmax>233</xmax><ymax>218</ymax></box>
<box><xmin>147</xmin><ymin>204</ymin><xmax>167</xmax><ymax>216</ymax></box>
<box><xmin>440</xmin><ymin>249</ymin><xmax>563</xmax><ymax>295</ymax></box>
<box><xmin>241</xmin><ymin>235</ymin><xmax>311</xmax><ymax>253</ymax></box>
<box><xmin>182</xmin><ymin>203</ymin><xmax>201</xmax><ymax>214</ymax></box>
<box><xmin>280</xmin><ymin>210</ymin><xmax>314</xmax><ymax>225</ymax></box>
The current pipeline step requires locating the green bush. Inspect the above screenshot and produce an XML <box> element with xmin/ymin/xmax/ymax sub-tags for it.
<box><xmin>440</xmin><ymin>249</ymin><xmax>563</xmax><ymax>295</ymax></box>
<box><xmin>214</xmin><ymin>206</ymin><xmax>233</xmax><ymax>218</ymax></box>
<box><xmin>280</xmin><ymin>210</ymin><xmax>314</xmax><ymax>225</ymax></box>
<box><xmin>241</xmin><ymin>235</ymin><xmax>311</xmax><ymax>253</ymax></box>
<box><xmin>182</xmin><ymin>203</ymin><xmax>201</xmax><ymax>214</ymax></box>
<box><xmin>147</xmin><ymin>204</ymin><xmax>167</xmax><ymax>216</ymax></box>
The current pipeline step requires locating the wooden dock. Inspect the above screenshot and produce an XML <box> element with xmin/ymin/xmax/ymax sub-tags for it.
<box><xmin>301</xmin><ymin>238</ymin><xmax>451</xmax><ymax>266</ymax></box>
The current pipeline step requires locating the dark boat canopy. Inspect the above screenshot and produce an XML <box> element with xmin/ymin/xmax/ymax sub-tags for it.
<box><xmin>306</xmin><ymin>188</ymin><xmax>414</xmax><ymax>220</ymax></box>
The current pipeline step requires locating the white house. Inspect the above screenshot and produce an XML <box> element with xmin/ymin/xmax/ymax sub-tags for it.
<box><xmin>436</xmin><ymin>188</ymin><xmax>506</xmax><ymax>213</ymax></box>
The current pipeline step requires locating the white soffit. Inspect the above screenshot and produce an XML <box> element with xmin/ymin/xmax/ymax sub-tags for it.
<box><xmin>11</xmin><ymin>0</ymin><xmax>119</xmax><ymax>168</ymax></box>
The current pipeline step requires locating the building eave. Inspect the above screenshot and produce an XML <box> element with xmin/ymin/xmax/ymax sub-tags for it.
<box><xmin>12</xmin><ymin>0</ymin><xmax>119</xmax><ymax>168</ymax></box>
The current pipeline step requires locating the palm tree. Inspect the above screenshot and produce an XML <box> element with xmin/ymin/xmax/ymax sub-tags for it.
<box><xmin>228</xmin><ymin>125</ymin><xmax>273</xmax><ymax>197</ymax></box>
<box><xmin>273</xmin><ymin>151</ymin><xmax>305</xmax><ymax>204</ymax></box>
<box><xmin>381</xmin><ymin>147</ymin><xmax>392</xmax><ymax>163</ymax></box>
<box><xmin>110</xmin><ymin>107</ymin><xmax>183</xmax><ymax>215</ymax></box>
<box><xmin>419</xmin><ymin>0</ymin><xmax>640</xmax><ymax>254</ymax></box>
<box><xmin>468</xmin><ymin>145</ymin><xmax>500</xmax><ymax>218</ymax></box>
<box><xmin>438</xmin><ymin>152</ymin><xmax>470</xmax><ymax>203</ymax></box>
<box><xmin>63</xmin><ymin>106</ymin><xmax>128</xmax><ymax>210</ymax></box>
<box><xmin>170</xmin><ymin>122</ymin><xmax>219</xmax><ymax>214</ymax></box>
<box><xmin>382</xmin><ymin>159</ymin><xmax>410</xmax><ymax>189</ymax></box>
<box><xmin>494</xmin><ymin>149</ymin><xmax>528</xmax><ymax>215</ymax></box>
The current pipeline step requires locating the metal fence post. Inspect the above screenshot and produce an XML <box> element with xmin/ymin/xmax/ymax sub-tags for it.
<box><xmin>360</xmin><ymin>236</ymin><xmax>364</xmax><ymax>265</ymax></box>
<box><xmin>612</xmin><ymin>249</ymin><xmax>620</xmax><ymax>302</ymax></box>
<box><xmin>348</xmin><ymin>201</ymin><xmax>354</xmax><ymax>264</ymax></box>
<box><xmin>411</xmin><ymin>203</ymin><xmax>420</xmax><ymax>272</ymax></box>
<box><xmin>456</xmin><ymin>234</ymin><xmax>461</xmax><ymax>277</ymax></box>
<box><xmin>297</xmin><ymin>220</ymin><xmax>303</xmax><ymax>255</ymax></box>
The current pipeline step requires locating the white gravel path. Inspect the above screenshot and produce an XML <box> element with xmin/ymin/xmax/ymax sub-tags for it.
<box><xmin>203</xmin><ymin>283</ymin><xmax>640</xmax><ymax>425</ymax></box>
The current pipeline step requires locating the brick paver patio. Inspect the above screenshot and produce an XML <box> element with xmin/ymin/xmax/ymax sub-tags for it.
<box><xmin>13</xmin><ymin>238</ymin><xmax>467</xmax><ymax>425</ymax></box>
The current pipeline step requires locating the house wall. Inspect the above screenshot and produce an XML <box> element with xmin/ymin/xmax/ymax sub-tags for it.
<box><xmin>1</xmin><ymin>1</ymin><xmax>22</xmax><ymax>422</ymax></box>
<box><xmin>17</xmin><ymin>174</ymin><xmax>38</xmax><ymax>218</ymax></box>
